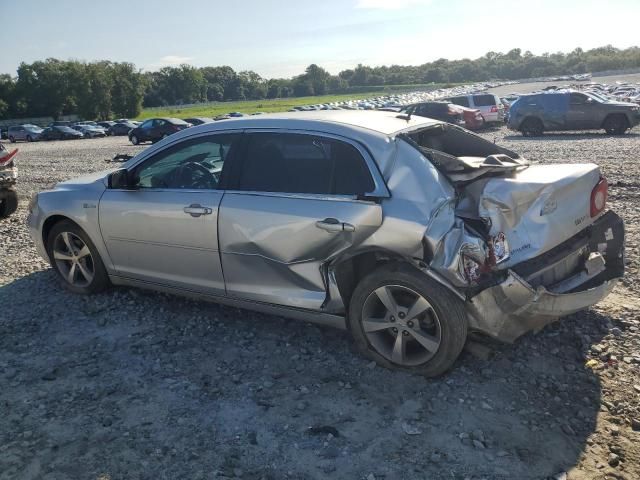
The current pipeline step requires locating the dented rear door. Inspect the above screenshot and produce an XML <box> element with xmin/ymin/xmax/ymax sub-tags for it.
<box><xmin>218</xmin><ymin>131</ymin><xmax>385</xmax><ymax>310</ymax></box>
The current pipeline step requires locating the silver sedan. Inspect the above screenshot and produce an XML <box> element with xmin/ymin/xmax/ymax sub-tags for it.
<box><xmin>28</xmin><ymin>111</ymin><xmax>624</xmax><ymax>376</ymax></box>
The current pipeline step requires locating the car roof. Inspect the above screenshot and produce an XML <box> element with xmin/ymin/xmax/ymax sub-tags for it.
<box><xmin>129</xmin><ymin>111</ymin><xmax>442</xmax><ymax>176</ymax></box>
<box><xmin>192</xmin><ymin>110</ymin><xmax>440</xmax><ymax>136</ymax></box>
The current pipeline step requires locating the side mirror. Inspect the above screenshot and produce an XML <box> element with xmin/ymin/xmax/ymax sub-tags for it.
<box><xmin>109</xmin><ymin>169</ymin><xmax>136</xmax><ymax>190</ymax></box>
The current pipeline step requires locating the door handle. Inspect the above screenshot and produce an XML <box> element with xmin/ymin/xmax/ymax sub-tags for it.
<box><xmin>183</xmin><ymin>204</ymin><xmax>212</xmax><ymax>217</ymax></box>
<box><xmin>316</xmin><ymin>218</ymin><xmax>356</xmax><ymax>233</ymax></box>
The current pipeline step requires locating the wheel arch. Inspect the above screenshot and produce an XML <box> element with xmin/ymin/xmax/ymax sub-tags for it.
<box><xmin>601</xmin><ymin>112</ymin><xmax>630</xmax><ymax>129</ymax></box>
<box><xmin>327</xmin><ymin>249</ymin><xmax>422</xmax><ymax>313</ymax></box>
<box><xmin>42</xmin><ymin>215</ymin><xmax>80</xmax><ymax>252</ymax></box>
<box><xmin>519</xmin><ymin>115</ymin><xmax>543</xmax><ymax>129</ymax></box>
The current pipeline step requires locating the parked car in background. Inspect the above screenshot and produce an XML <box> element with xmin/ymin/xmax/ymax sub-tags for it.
<box><xmin>508</xmin><ymin>91</ymin><xmax>640</xmax><ymax>136</ymax></box>
<box><xmin>405</xmin><ymin>102</ymin><xmax>485</xmax><ymax>130</ymax></box>
<box><xmin>108</xmin><ymin>122</ymin><xmax>137</xmax><ymax>136</ymax></box>
<box><xmin>405</xmin><ymin>102</ymin><xmax>464</xmax><ymax>126</ymax></box>
<box><xmin>183</xmin><ymin>117</ymin><xmax>213</xmax><ymax>126</ymax></box>
<box><xmin>40</xmin><ymin>126</ymin><xmax>84</xmax><ymax>140</ymax></box>
<box><xmin>97</xmin><ymin>121</ymin><xmax>116</xmax><ymax>130</ymax></box>
<box><xmin>48</xmin><ymin>121</ymin><xmax>73</xmax><ymax>128</ymax></box>
<box><xmin>73</xmin><ymin>124</ymin><xmax>107</xmax><ymax>138</ymax></box>
<box><xmin>452</xmin><ymin>105</ymin><xmax>485</xmax><ymax>130</ymax></box>
<box><xmin>128</xmin><ymin>118</ymin><xmax>190</xmax><ymax>145</ymax></box>
<box><xmin>8</xmin><ymin>124</ymin><xmax>44</xmax><ymax>142</ymax></box>
<box><xmin>443</xmin><ymin>94</ymin><xmax>505</xmax><ymax>124</ymax></box>
<box><xmin>28</xmin><ymin>111</ymin><xmax>624</xmax><ymax>377</ymax></box>
<box><xmin>0</xmin><ymin>128</ymin><xmax>7</xmax><ymax>140</ymax></box>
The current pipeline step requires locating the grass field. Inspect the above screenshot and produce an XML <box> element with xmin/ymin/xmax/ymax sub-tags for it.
<box><xmin>136</xmin><ymin>83</ymin><xmax>459</xmax><ymax>120</ymax></box>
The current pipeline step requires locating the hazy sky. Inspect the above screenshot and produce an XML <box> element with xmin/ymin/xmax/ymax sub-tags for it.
<box><xmin>1</xmin><ymin>0</ymin><xmax>638</xmax><ymax>78</ymax></box>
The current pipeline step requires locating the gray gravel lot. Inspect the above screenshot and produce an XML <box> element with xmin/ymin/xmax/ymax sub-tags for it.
<box><xmin>1</xmin><ymin>130</ymin><xmax>639</xmax><ymax>480</ymax></box>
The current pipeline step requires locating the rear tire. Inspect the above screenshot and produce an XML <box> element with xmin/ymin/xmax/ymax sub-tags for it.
<box><xmin>46</xmin><ymin>220</ymin><xmax>110</xmax><ymax>294</ymax></box>
<box><xmin>520</xmin><ymin>117</ymin><xmax>543</xmax><ymax>137</ymax></box>
<box><xmin>603</xmin><ymin>115</ymin><xmax>629</xmax><ymax>135</ymax></box>
<box><xmin>348</xmin><ymin>263</ymin><xmax>468</xmax><ymax>377</ymax></box>
<box><xmin>0</xmin><ymin>189</ymin><xmax>18</xmax><ymax>219</ymax></box>
<box><xmin>26</xmin><ymin>135</ymin><xmax>33</xmax><ymax>142</ymax></box>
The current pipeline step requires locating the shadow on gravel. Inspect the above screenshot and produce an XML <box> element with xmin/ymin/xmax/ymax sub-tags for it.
<box><xmin>0</xmin><ymin>271</ymin><xmax>610</xmax><ymax>479</ymax></box>
<box><xmin>504</xmin><ymin>132</ymin><xmax>640</xmax><ymax>141</ymax></box>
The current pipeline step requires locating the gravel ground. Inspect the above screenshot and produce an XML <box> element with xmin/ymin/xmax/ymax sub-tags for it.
<box><xmin>1</xmin><ymin>130</ymin><xmax>639</xmax><ymax>480</ymax></box>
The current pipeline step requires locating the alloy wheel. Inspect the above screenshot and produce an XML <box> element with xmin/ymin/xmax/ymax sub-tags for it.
<box><xmin>52</xmin><ymin>231</ymin><xmax>95</xmax><ymax>287</ymax></box>
<box><xmin>361</xmin><ymin>285</ymin><xmax>442</xmax><ymax>366</ymax></box>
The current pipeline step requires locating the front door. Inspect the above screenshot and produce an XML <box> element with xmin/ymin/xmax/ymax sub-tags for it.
<box><xmin>567</xmin><ymin>92</ymin><xmax>598</xmax><ymax>129</ymax></box>
<box><xmin>219</xmin><ymin>131</ymin><xmax>385</xmax><ymax>310</ymax></box>
<box><xmin>99</xmin><ymin>132</ymin><xmax>241</xmax><ymax>294</ymax></box>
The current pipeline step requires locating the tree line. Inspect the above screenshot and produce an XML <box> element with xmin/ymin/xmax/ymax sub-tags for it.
<box><xmin>1</xmin><ymin>45</ymin><xmax>639</xmax><ymax>121</ymax></box>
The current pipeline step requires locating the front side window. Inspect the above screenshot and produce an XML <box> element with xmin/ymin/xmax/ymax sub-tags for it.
<box><xmin>238</xmin><ymin>133</ymin><xmax>375</xmax><ymax>196</ymax></box>
<box><xmin>570</xmin><ymin>93</ymin><xmax>588</xmax><ymax>105</ymax></box>
<box><xmin>140</xmin><ymin>120</ymin><xmax>153</xmax><ymax>129</ymax></box>
<box><xmin>133</xmin><ymin>134</ymin><xmax>239</xmax><ymax>190</ymax></box>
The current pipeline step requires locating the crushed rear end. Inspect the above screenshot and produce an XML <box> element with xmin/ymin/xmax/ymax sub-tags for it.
<box><xmin>402</xmin><ymin>124</ymin><xmax>624</xmax><ymax>342</ymax></box>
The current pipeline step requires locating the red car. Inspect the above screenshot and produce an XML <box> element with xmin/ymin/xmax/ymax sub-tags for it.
<box><xmin>407</xmin><ymin>102</ymin><xmax>485</xmax><ymax>130</ymax></box>
<box><xmin>450</xmin><ymin>104</ymin><xmax>485</xmax><ymax>130</ymax></box>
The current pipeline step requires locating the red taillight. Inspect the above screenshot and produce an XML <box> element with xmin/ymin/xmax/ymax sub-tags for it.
<box><xmin>0</xmin><ymin>148</ymin><xmax>18</xmax><ymax>166</ymax></box>
<box><xmin>490</xmin><ymin>106</ymin><xmax>498</xmax><ymax>113</ymax></box>
<box><xmin>590</xmin><ymin>177</ymin><xmax>608</xmax><ymax>217</ymax></box>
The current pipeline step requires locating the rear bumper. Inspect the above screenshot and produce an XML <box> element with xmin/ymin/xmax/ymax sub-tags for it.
<box><xmin>467</xmin><ymin>211</ymin><xmax>624</xmax><ymax>342</ymax></box>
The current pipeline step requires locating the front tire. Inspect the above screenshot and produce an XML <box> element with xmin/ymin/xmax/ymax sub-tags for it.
<box><xmin>130</xmin><ymin>134</ymin><xmax>140</xmax><ymax>145</ymax></box>
<box><xmin>603</xmin><ymin>115</ymin><xmax>629</xmax><ymax>135</ymax></box>
<box><xmin>348</xmin><ymin>263</ymin><xmax>468</xmax><ymax>377</ymax></box>
<box><xmin>46</xmin><ymin>221</ymin><xmax>110</xmax><ymax>294</ymax></box>
<box><xmin>8</xmin><ymin>136</ymin><xmax>15</xmax><ymax>143</ymax></box>
<box><xmin>520</xmin><ymin>117</ymin><xmax>543</xmax><ymax>137</ymax></box>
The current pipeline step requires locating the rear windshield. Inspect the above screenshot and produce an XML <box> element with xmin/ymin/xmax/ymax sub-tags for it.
<box><xmin>472</xmin><ymin>94</ymin><xmax>498</xmax><ymax>107</ymax></box>
<box><xmin>168</xmin><ymin>118</ymin><xmax>189</xmax><ymax>125</ymax></box>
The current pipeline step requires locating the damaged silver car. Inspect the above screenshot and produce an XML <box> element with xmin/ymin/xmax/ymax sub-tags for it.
<box><xmin>28</xmin><ymin>111</ymin><xmax>624</xmax><ymax>376</ymax></box>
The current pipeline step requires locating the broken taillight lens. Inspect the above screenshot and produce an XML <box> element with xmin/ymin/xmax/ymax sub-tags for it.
<box><xmin>590</xmin><ymin>177</ymin><xmax>608</xmax><ymax>217</ymax></box>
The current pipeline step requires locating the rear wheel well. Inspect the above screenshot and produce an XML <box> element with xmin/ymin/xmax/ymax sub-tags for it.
<box><xmin>331</xmin><ymin>251</ymin><xmax>411</xmax><ymax>310</ymax></box>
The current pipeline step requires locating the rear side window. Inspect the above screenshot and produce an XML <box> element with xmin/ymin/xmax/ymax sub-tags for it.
<box><xmin>448</xmin><ymin>96</ymin><xmax>470</xmax><ymax>108</ymax></box>
<box><xmin>472</xmin><ymin>94</ymin><xmax>498</xmax><ymax>107</ymax></box>
<box><xmin>238</xmin><ymin>133</ymin><xmax>374</xmax><ymax>195</ymax></box>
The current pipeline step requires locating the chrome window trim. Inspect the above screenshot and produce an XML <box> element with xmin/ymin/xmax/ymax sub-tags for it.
<box><xmin>222</xmin><ymin>189</ymin><xmax>374</xmax><ymax>203</ymax></box>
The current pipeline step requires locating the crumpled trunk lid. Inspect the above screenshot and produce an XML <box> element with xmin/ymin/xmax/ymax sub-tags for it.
<box><xmin>459</xmin><ymin>163</ymin><xmax>601</xmax><ymax>268</ymax></box>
